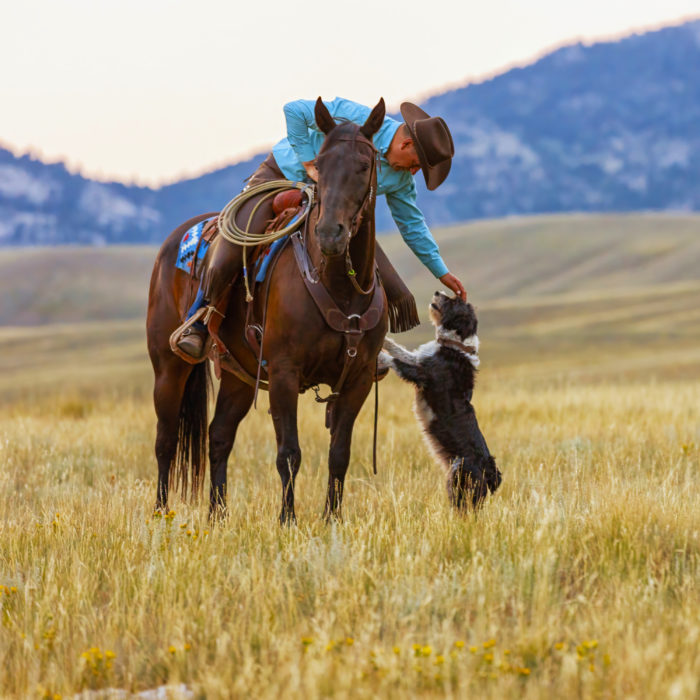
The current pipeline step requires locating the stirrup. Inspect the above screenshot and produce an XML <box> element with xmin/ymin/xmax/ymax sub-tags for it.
<box><xmin>169</xmin><ymin>307</ymin><xmax>211</xmax><ymax>364</ymax></box>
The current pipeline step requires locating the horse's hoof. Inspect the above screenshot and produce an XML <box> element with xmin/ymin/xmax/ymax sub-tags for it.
<box><xmin>208</xmin><ymin>505</ymin><xmax>228</xmax><ymax>524</ymax></box>
<box><xmin>323</xmin><ymin>509</ymin><xmax>343</xmax><ymax>524</ymax></box>
<box><xmin>279</xmin><ymin>510</ymin><xmax>297</xmax><ymax>527</ymax></box>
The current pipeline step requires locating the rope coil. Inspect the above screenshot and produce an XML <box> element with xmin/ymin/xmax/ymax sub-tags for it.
<box><xmin>217</xmin><ymin>180</ymin><xmax>316</xmax><ymax>301</ymax></box>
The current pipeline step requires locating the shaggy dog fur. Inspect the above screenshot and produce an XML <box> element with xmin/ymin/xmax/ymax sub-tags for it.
<box><xmin>379</xmin><ymin>292</ymin><xmax>501</xmax><ymax>508</ymax></box>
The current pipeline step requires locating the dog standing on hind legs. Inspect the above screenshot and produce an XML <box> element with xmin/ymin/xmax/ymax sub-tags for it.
<box><xmin>379</xmin><ymin>292</ymin><xmax>502</xmax><ymax>509</ymax></box>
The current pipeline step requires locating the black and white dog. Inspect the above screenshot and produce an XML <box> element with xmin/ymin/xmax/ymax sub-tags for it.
<box><xmin>379</xmin><ymin>292</ymin><xmax>502</xmax><ymax>509</ymax></box>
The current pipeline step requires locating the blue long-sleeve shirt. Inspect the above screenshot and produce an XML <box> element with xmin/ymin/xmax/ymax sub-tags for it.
<box><xmin>271</xmin><ymin>97</ymin><xmax>449</xmax><ymax>278</ymax></box>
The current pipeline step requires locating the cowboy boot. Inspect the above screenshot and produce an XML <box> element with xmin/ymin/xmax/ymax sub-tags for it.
<box><xmin>177</xmin><ymin>323</ymin><xmax>207</xmax><ymax>359</ymax></box>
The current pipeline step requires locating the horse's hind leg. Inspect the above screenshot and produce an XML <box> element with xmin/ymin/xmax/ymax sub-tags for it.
<box><xmin>208</xmin><ymin>372</ymin><xmax>255</xmax><ymax>518</ymax></box>
<box><xmin>324</xmin><ymin>377</ymin><xmax>373</xmax><ymax>520</ymax></box>
<box><xmin>268</xmin><ymin>371</ymin><xmax>301</xmax><ymax>525</ymax></box>
<box><xmin>152</xmin><ymin>356</ymin><xmax>192</xmax><ymax>511</ymax></box>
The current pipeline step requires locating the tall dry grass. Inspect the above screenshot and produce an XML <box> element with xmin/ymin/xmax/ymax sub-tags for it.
<box><xmin>1</xmin><ymin>371</ymin><xmax>698</xmax><ymax>698</ymax></box>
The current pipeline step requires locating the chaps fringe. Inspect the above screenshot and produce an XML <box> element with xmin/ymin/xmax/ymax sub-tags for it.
<box><xmin>171</xmin><ymin>361</ymin><xmax>211</xmax><ymax>500</ymax></box>
<box><xmin>387</xmin><ymin>293</ymin><xmax>420</xmax><ymax>334</ymax></box>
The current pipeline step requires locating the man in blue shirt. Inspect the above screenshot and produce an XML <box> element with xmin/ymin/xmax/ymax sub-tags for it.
<box><xmin>177</xmin><ymin>98</ymin><xmax>465</xmax><ymax>360</ymax></box>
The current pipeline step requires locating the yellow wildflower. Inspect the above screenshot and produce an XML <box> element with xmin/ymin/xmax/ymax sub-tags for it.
<box><xmin>454</xmin><ymin>640</ymin><xmax>465</xmax><ymax>649</ymax></box>
<box><xmin>345</xmin><ymin>637</ymin><xmax>354</xmax><ymax>646</ymax></box>
<box><xmin>168</xmin><ymin>645</ymin><xmax>176</xmax><ymax>654</ymax></box>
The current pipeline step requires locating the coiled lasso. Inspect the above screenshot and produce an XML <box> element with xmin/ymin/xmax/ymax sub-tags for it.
<box><xmin>217</xmin><ymin>180</ymin><xmax>315</xmax><ymax>301</ymax></box>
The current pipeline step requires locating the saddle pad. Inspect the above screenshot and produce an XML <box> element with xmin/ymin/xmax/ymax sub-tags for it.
<box><xmin>175</xmin><ymin>218</ymin><xmax>216</xmax><ymax>276</ymax></box>
<box><xmin>254</xmin><ymin>236</ymin><xmax>288</xmax><ymax>283</ymax></box>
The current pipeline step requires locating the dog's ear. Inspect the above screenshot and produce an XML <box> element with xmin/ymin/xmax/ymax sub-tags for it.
<box><xmin>461</xmin><ymin>303</ymin><xmax>478</xmax><ymax>338</ymax></box>
<box><xmin>460</xmin><ymin>315</ymin><xmax>478</xmax><ymax>338</ymax></box>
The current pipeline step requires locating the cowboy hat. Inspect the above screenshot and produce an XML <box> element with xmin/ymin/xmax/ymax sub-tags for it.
<box><xmin>400</xmin><ymin>102</ymin><xmax>454</xmax><ymax>190</ymax></box>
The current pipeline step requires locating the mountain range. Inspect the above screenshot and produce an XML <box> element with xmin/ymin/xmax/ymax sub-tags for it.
<box><xmin>1</xmin><ymin>18</ymin><xmax>699</xmax><ymax>246</ymax></box>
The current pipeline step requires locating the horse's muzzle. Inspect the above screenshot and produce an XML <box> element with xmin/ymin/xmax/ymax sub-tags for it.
<box><xmin>316</xmin><ymin>222</ymin><xmax>349</xmax><ymax>257</ymax></box>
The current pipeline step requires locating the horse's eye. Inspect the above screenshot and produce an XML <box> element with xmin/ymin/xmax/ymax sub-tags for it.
<box><xmin>358</xmin><ymin>163</ymin><xmax>370</xmax><ymax>173</ymax></box>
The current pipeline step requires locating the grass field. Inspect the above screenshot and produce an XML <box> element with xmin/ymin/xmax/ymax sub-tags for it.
<box><xmin>1</xmin><ymin>214</ymin><xmax>699</xmax><ymax>698</ymax></box>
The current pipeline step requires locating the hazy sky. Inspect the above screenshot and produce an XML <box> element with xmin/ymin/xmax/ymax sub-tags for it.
<box><xmin>3</xmin><ymin>0</ymin><xmax>699</xmax><ymax>186</ymax></box>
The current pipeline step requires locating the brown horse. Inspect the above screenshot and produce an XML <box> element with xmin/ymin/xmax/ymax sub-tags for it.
<box><xmin>146</xmin><ymin>98</ymin><xmax>388</xmax><ymax>523</ymax></box>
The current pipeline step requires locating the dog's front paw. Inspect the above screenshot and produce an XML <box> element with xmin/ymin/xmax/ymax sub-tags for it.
<box><xmin>377</xmin><ymin>350</ymin><xmax>394</xmax><ymax>371</ymax></box>
<box><xmin>382</xmin><ymin>337</ymin><xmax>402</xmax><ymax>356</ymax></box>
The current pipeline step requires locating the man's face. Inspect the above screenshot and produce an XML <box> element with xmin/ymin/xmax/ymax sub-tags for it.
<box><xmin>387</xmin><ymin>137</ymin><xmax>422</xmax><ymax>175</ymax></box>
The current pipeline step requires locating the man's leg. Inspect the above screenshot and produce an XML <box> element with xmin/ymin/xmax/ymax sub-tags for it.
<box><xmin>176</xmin><ymin>153</ymin><xmax>287</xmax><ymax>360</ymax></box>
<box><xmin>176</xmin><ymin>237</ymin><xmax>243</xmax><ymax>359</ymax></box>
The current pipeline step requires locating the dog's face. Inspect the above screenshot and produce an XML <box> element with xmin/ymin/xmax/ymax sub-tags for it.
<box><xmin>428</xmin><ymin>292</ymin><xmax>478</xmax><ymax>340</ymax></box>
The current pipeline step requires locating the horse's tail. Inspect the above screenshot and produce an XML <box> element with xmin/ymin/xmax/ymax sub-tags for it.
<box><xmin>171</xmin><ymin>361</ymin><xmax>211</xmax><ymax>500</ymax></box>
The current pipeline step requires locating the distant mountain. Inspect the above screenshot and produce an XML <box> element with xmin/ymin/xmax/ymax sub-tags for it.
<box><xmin>1</xmin><ymin>19</ymin><xmax>699</xmax><ymax>246</ymax></box>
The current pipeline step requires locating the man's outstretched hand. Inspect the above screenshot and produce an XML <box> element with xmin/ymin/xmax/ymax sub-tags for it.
<box><xmin>439</xmin><ymin>272</ymin><xmax>467</xmax><ymax>300</ymax></box>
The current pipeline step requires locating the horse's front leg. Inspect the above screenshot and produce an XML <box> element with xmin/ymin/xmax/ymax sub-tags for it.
<box><xmin>324</xmin><ymin>375</ymin><xmax>373</xmax><ymax>520</ymax></box>
<box><xmin>269</xmin><ymin>369</ymin><xmax>302</xmax><ymax>525</ymax></box>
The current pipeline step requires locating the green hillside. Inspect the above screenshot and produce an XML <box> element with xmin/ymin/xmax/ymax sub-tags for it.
<box><xmin>2</xmin><ymin>213</ymin><xmax>699</xmax><ymax>324</ymax></box>
<box><xmin>2</xmin><ymin>214</ymin><xmax>699</xmax><ymax>326</ymax></box>
<box><xmin>1</xmin><ymin>213</ymin><xmax>699</xmax><ymax>400</ymax></box>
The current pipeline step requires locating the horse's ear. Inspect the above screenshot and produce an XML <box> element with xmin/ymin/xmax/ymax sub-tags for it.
<box><xmin>360</xmin><ymin>98</ymin><xmax>386</xmax><ymax>139</ymax></box>
<box><xmin>315</xmin><ymin>97</ymin><xmax>336</xmax><ymax>135</ymax></box>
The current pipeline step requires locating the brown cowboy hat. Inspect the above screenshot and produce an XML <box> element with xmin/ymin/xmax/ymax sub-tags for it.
<box><xmin>400</xmin><ymin>102</ymin><xmax>454</xmax><ymax>191</ymax></box>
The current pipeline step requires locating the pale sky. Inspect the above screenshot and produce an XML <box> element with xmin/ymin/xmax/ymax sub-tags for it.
<box><xmin>2</xmin><ymin>0</ymin><xmax>699</xmax><ymax>186</ymax></box>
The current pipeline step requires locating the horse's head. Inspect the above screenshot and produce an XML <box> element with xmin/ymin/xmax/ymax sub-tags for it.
<box><xmin>313</xmin><ymin>97</ymin><xmax>385</xmax><ymax>257</ymax></box>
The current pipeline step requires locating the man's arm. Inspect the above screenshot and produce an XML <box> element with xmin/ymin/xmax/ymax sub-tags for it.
<box><xmin>282</xmin><ymin>99</ymin><xmax>319</xmax><ymax>165</ymax></box>
<box><xmin>385</xmin><ymin>179</ymin><xmax>466</xmax><ymax>299</ymax></box>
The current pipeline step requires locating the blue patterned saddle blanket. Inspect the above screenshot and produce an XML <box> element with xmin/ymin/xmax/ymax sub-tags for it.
<box><xmin>253</xmin><ymin>236</ymin><xmax>288</xmax><ymax>283</ymax></box>
<box><xmin>175</xmin><ymin>218</ymin><xmax>216</xmax><ymax>277</ymax></box>
<box><xmin>176</xmin><ymin>216</ymin><xmax>288</xmax><ymax>284</ymax></box>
